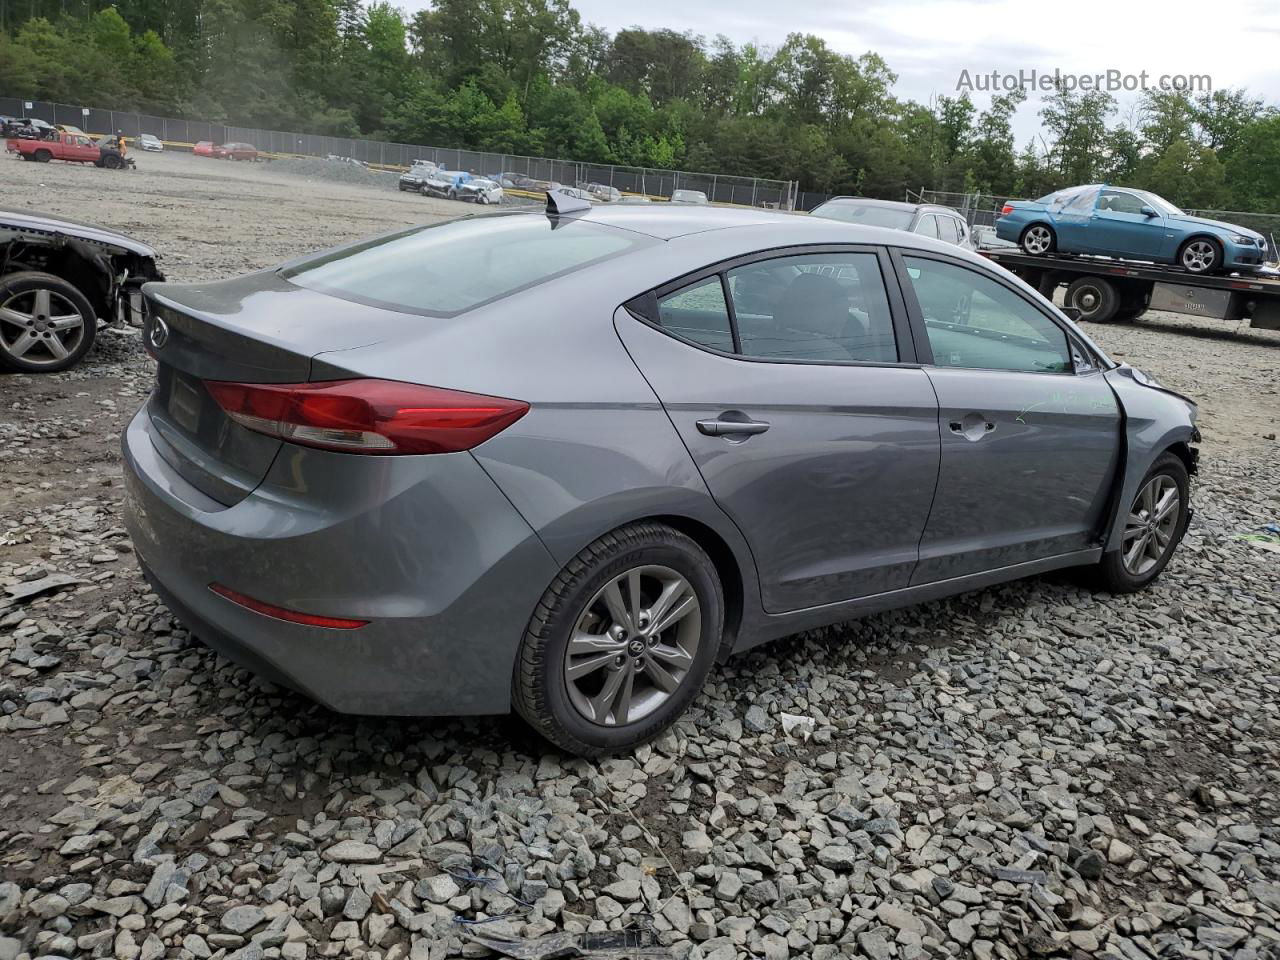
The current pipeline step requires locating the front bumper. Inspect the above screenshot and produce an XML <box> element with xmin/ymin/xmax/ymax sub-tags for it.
<box><xmin>120</xmin><ymin>406</ymin><xmax>557</xmax><ymax>715</ymax></box>
<box><xmin>1223</xmin><ymin>240</ymin><xmax>1268</xmax><ymax>269</ymax></box>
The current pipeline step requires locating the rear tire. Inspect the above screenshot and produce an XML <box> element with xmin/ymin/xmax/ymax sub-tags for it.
<box><xmin>1064</xmin><ymin>276</ymin><xmax>1120</xmax><ymax>323</ymax></box>
<box><xmin>1020</xmin><ymin>223</ymin><xmax>1055</xmax><ymax>256</ymax></box>
<box><xmin>1089</xmin><ymin>453</ymin><xmax>1189</xmax><ymax>593</ymax></box>
<box><xmin>513</xmin><ymin>522</ymin><xmax>723</xmax><ymax>757</ymax></box>
<box><xmin>33</xmin><ymin>149</ymin><xmax>51</xmax><ymax>163</ymax></box>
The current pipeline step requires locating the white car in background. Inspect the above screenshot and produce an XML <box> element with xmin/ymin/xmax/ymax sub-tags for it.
<box><xmin>138</xmin><ymin>134</ymin><xmax>163</xmax><ymax>152</ymax></box>
<box><xmin>456</xmin><ymin>177</ymin><xmax>504</xmax><ymax>205</ymax></box>
<box><xmin>670</xmin><ymin>189</ymin><xmax>709</xmax><ymax>205</ymax></box>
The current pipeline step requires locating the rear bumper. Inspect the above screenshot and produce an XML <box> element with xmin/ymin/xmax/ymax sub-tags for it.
<box><xmin>120</xmin><ymin>405</ymin><xmax>558</xmax><ymax>715</ymax></box>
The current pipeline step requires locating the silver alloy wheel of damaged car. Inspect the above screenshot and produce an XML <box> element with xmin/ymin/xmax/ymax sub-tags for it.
<box><xmin>564</xmin><ymin>564</ymin><xmax>701</xmax><ymax>726</ymax></box>
<box><xmin>1122</xmin><ymin>474</ymin><xmax>1181</xmax><ymax>576</ymax></box>
<box><xmin>0</xmin><ymin>278</ymin><xmax>92</xmax><ymax>371</ymax></box>
<box><xmin>1181</xmin><ymin>239</ymin><xmax>1218</xmax><ymax>273</ymax></box>
<box><xmin>1021</xmin><ymin>224</ymin><xmax>1054</xmax><ymax>256</ymax></box>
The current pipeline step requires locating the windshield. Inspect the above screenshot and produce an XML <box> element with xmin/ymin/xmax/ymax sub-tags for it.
<box><xmin>284</xmin><ymin>214</ymin><xmax>655</xmax><ymax>316</ymax></box>
<box><xmin>811</xmin><ymin>202</ymin><xmax>915</xmax><ymax>230</ymax></box>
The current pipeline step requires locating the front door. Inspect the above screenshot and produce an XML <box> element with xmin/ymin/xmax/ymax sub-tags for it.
<box><xmin>1092</xmin><ymin>188</ymin><xmax>1167</xmax><ymax>259</ymax></box>
<box><xmin>895</xmin><ymin>252</ymin><xmax>1122</xmax><ymax>582</ymax></box>
<box><xmin>1051</xmin><ymin>185</ymin><xmax>1101</xmax><ymax>252</ymax></box>
<box><xmin>616</xmin><ymin>247</ymin><xmax>940</xmax><ymax>612</ymax></box>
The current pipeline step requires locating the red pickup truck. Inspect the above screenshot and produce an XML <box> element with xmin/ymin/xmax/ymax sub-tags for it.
<box><xmin>6</xmin><ymin>132</ymin><xmax>129</xmax><ymax>168</ymax></box>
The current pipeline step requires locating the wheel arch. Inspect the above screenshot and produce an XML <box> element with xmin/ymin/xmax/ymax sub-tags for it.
<box><xmin>1020</xmin><ymin>220</ymin><xmax>1055</xmax><ymax>241</ymax></box>
<box><xmin>648</xmin><ymin>513</ymin><xmax>745</xmax><ymax>661</ymax></box>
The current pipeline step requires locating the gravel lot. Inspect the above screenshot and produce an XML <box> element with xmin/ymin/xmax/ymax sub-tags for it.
<box><xmin>2</xmin><ymin>151</ymin><xmax>1279</xmax><ymax>960</ymax></box>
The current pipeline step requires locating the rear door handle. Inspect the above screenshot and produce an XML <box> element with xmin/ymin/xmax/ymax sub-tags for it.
<box><xmin>949</xmin><ymin>416</ymin><xmax>996</xmax><ymax>441</ymax></box>
<box><xmin>697</xmin><ymin>417</ymin><xmax>770</xmax><ymax>437</ymax></box>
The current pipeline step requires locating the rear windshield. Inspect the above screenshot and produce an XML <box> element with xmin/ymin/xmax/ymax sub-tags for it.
<box><xmin>283</xmin><ymin>213</ymin><xmax>654</xmax><ymax>316</ymax></box>
<box><xmin>811</xmin><ymin>202</ymin><xmax>915</xmax><ymax>230</ymax></box>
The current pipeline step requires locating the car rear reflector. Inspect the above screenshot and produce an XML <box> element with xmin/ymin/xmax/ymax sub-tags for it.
<box><xmin>209</xmin><ymin>583</ymin><xmax>369</xmax><ymax>629</ymax></box>
<box><xmin>203</xmin><ymin>379</ymin><xmax>529</xmax><ymax>455</ymax></box>
<box><xmin>1000</xmin><ymin>204</ymin><xmax>1014</xmax><ymax>216</ymax></box>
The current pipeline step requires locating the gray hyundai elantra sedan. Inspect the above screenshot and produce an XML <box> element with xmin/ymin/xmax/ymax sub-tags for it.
<box><xmin>122</xmin><ymin>198</ymin><xmax>1199</xmax><ymax>756</ymax></box>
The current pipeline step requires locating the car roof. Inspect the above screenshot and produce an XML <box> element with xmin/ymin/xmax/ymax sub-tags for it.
<box><xmin>816</xmin><ymin>196</ymin><xmax>921</xmax><ymax>212</ymax></box>
<box><xmin>571</xmin><ymin>205</ymin><xmax>803</xmax><ymax>240</ymax></box>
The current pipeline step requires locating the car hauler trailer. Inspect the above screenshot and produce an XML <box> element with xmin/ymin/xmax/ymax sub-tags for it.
<box><xmin>981</xmin><ymin>249</ymin><xmax>1280</xmax><ymax>330</ymax></box>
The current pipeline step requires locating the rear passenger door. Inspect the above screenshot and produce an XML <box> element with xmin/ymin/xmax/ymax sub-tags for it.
<box><xmin>894</xmin><ymin>251</ymin><xmax>1121</xmax><ymax>582</ymax></box>
<box><xmin>615</xmin><ymin>246</ymin><xmax>941</xmax><ymax>613</ymax></box>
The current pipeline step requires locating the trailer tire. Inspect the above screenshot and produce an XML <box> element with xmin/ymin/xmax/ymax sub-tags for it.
<box><xmin>1064</xmin><ymin>276</ymin><xmax>1120</xmax><ymax>323</ymax></box>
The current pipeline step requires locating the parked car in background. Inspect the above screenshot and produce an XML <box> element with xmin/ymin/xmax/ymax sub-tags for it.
<box><xmin>971</xmin><ymin>224</ymin><xmax>1017</xmax><ymax>251</ymax></box>
<box><xmin>554</xmin><ymin>185</ymin><xmax>594</xmax><ymax>203</ymax></box>
<box><xmin>422</xmin><ymin>170</ymin><xmax>472</xmax><ymax>199</ymax></box>
<box><xmin>617</xmin><ymin>195</ymin><xmax>651</xmax><ymax>204</ymax></box>
<box><xmin>398</xmin><ymin>159</ymin><xmax>438</xmax><ymax>192</ymax></box>
<box><xmin>585</xmin><ymin>183</ymin><xmax>622</xmax><ymax>202</ymax></box>
<box><xmin>810</xmin><ymin>197</ymin><xmax>975</xmax><ymax>250</ymax></box>
<box><xmin>219</xmin><ymin>142</ymin><xmax>259</xmax><ymax>161</ymax></box>
<box><xmin>996</xmin><ymin>184</ymin><xmax>1269</xmax><ymax>274</ymax></box>
<box><xmin>192</xmin><ymin>141</ymin><xmax>217</xmax><ymax>157</ymax></box>
<box><xmin>0</xmin><ymin>207</ymin><xmax>163</xmax><ymax>372</ymax></box>
<box><xmin>670</xmin><ymin>189</ymin><xmax>709</xmax><ymax>205</ymax></box>
<box><xmin>138</xmin><ymin>133</ymin><xmax>163</xmax><ymax>152</ymax></box>
<box><xmin>455</xmin><ymin>177</ymin><xmax>504</xmax><ymax>205</ymax></box>
<box><xmin>123</xmin><ymin>204</ymin><xmax>1198</xmax><ymax>755</ymax></box>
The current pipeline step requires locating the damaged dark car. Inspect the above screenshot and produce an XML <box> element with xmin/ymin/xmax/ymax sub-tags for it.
<box><xmin>0</xmin><ymin>208</ymin><xmax>163</xmax><ymax>372</ymax></box>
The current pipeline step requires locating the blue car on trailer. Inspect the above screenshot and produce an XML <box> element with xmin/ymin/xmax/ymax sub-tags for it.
<box><xmin>996</xmin><ymin>184</ymin><xmax>1269</xmax><ymax>275</ymax></box>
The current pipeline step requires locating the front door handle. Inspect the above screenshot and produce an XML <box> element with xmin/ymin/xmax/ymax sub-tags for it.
<box><xmin>697</xmin><ymin>417</ymin><xmax>770</xmax><ymax>438</ymax></box>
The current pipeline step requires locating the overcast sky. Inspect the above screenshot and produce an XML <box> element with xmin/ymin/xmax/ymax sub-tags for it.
<box><xmin>401</xmin><ymin>0</ymin><xmax>1280</xmax><ymax>144</ymax></box>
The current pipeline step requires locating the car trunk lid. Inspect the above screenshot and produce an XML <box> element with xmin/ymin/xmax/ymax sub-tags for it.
<box><xmin>142</xmin><ymin>270</ymin><xmax>423</xmax><ymax>506</ymax></box>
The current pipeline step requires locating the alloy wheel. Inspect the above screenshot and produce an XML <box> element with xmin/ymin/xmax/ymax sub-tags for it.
<box><xmin>1182</xmin><ymin>240</ymin><xmax>1217</xmax><ymax>273</ymax></box>
<box><xmin>0</xmin><ymin>288</ymin><xmax>87</xmax><ymax>368</ymax></box>
<box><xmin>563</xmin><ymin>564</ymin><xmax>701</xmax><ymax>726</ymax></box>
<box><xmin>1023</xmin><ymin>225</ymin><xmax>1052</xmax><ymax>255</ymax></box>
<box><xmin>1121</xmin><ymin>475</ymin><xmax>1181</xmax><ymax>576</ymax></box>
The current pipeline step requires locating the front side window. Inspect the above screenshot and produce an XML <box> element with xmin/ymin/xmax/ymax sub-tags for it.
<box><xmin>1098</xmin><ymin>190</ymin><xmax>1146</xmax><ymax>215</ymax></box>
<box><xmin>903</xmin><ymin>257</ymin><xmax>1072</xmax><ymax>374</ymax></box>
<box><xmin>656</xmin><ymin>277</ymin><xmax>734</xmax><ymax>352</ymax></box>
<box><xmin>726</xmin><ymin>253</ymin><xmax>897</xmax><ymax>363</ymax></box>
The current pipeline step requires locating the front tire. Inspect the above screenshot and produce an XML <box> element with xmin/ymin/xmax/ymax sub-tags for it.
<box><xmin>1179</xmin><ymin>237</ymin><xmax>1222</xmax><ymax>274</ymax></box>
<box><xmin>513</xmin><ymin>522</ymin><xmax>723</xmax><ymax>756</ymax></box>
<box><xmin>0</xmin><ymin>272</ymin><xmax>97</xmax><ymax>373</ymax></box>
<box><xmin>1091</xmin><ymin>453</ymin><xmax>1189</xmax><ymax>593</ymax></box>
<box><xmin>1020</xmin><ymin>223</ymin><xmax>1055</xmax><ymax>256</ymax></box>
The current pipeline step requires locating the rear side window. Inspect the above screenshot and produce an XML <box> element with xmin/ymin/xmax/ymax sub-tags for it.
<box><xmin>914</xmin><ymin>216</ymin><xmax>940</xmax><ymax>239</ymax></box>
<box><xmin>936</xmin><ymin>217</ymin><xmax>959</xmax><ymax>244</ymax></box>
<box><xmin>285</xmin><ymin>214</ymin><xmax>655</xmax><ymax>316</ymax></box>
<box><xmin>656</xmin><ymin>277</ymin><xmax>734</xmax><ymax>352</ymax></box>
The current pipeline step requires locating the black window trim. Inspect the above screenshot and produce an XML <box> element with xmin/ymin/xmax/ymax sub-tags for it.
<box><xmin>888</xmin><ymin>246</ymin><xmax>1100</xmax><ymax>377</ymax></box>
<box><xmin>624</xmin><ymin>243</ymin><xmax>920</xmax><ymax>368</ymax></box>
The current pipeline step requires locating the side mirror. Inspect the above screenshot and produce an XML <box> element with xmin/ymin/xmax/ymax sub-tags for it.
<box><xmin>1060</xmin><ymin>305</ymin><xmax>1083</xmax><ymax>322</ymax></box>
<box><xmin>1140</xmin><ymin>206</ymin><xmax>1158</xmax><ymax>218</ymax></box>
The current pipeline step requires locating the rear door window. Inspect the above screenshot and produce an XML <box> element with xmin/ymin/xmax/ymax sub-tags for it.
<box><xmin>914</xmin><ymin>215</ymin><xmax>940</xmax><ymax>239</ymax></box>
<box><xmin>936</xmin><ymin>217</ymin><xmax>960</xmax><ymax>244</ymax></box>
<box><xmin>656</xmin><ymin>277</ymin><xmax>734</xmax><ymax>352</ymax></box>
<box><xmin>284</xmin><ymin>214</ymin><xmax>655</xmax><ymax>316</ymax></box>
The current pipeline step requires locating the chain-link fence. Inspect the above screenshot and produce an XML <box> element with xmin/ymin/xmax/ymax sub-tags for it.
<box><xmin>910</xmin><ymin>188</ymin><xmax>1280</xmax><ymax>259</ymax></box>
<box><xmin>0</xmin><ymin>95</ymin><xmax>797</xmax><ymax>208</ymax></box>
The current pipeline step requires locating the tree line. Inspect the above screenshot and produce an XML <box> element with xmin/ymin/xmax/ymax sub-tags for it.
<box><xmin>1</xmin><ymin>0</ymin><xmax>1278</xmax><ymax>211</ymax></box>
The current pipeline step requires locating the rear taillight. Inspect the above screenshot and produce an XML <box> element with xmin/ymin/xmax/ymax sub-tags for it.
<box><xmin>999</xmin><ymin>204</ymin><xmax>1014</xmax><ymax>216</ymax></box>
<box><xmin>204</xmin><ymin>379</ymin><xmax>528</xmax><ymax>455</ymax></box>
